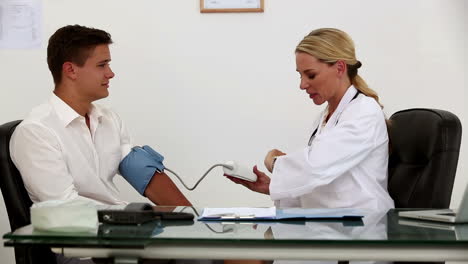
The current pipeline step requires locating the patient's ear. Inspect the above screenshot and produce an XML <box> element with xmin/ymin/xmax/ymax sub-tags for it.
<box><xmin>62</xmin><ymin>62</ymin><xmax>78</xmax><ymax>80</ymax></box>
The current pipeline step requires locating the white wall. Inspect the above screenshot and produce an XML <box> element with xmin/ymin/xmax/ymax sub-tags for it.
<box><xmin>0</xmin><ymin>1</ymin><xmax>466</xmax><ymax>263</ymax></box>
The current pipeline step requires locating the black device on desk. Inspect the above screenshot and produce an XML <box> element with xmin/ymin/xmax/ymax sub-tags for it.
<box><xmin>98</xmin><ymin>219</ymin><xmax>195</xmax><ymax>238</ymax></box>
<box><xmin>98</xmin><ymin>203</ymin><xmax>194</xmax><ymax>224</ymax></box>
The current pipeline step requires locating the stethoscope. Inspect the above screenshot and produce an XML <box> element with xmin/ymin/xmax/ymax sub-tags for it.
<box><xmin>308</xmin><ymin>91</ymin><xmax>360</xmax><ymax>146</ymax></box>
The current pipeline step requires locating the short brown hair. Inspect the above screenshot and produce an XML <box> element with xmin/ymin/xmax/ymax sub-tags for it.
<box><xmin>47</xmin><ymin>25</ymin><xmax>113</xmax><ymax>85</ymax></box>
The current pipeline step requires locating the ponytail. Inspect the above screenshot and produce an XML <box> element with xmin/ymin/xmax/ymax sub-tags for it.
<box><xmin>351</xmin><ymin>74</ymin><xmax>383</xmax><ymax>109</ymax></box>
<box><xmin>352</xmin><ymin>73</ymin><xmax>392</xmax><ymax>151</ymax></box>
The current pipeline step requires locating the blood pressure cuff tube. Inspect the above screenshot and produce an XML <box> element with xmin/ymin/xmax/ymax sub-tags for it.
<box><xmin>119</xmin><ymin>145</ymin><xmax>165</xmax><ymax>196</ymax></box>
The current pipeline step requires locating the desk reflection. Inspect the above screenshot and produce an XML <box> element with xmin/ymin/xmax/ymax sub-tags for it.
<box><xmin>98</xmin><ymin>207</ymin><xmax>389</xmax><ymax>241</ymax></box>
<box><xmin>268</xmin><ymin>209</ymin><xmax>387</xmax><ymax>240</ymax></box>
<box><xmin>6</xmin><ymin>208</ymin><xmax>468</xmax><ymax>262</ymax></box>
<box><xmin>396</xmin><ymin>217</ymin><xmax>468</xmax><ymax>240</ymax></box>
<box><xmin>97</xmin><ymin>208</ymin><xmax>389</xmax><ymax>264</ymax></box>
<box><xmin>218</xmin><ymin>210</ymin><xmax>388</xmax><ymax>264</ymax></box>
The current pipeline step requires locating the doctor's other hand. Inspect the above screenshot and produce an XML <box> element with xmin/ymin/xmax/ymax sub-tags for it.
<box><xmin>265</xmin><ymin>149</ymin><xmax>286</xmax><ymax>173</ymax></box>
<box><xmin>225</xmin><ymin>165</ymin><xmax>270</xmax><ymax>195</ymax></box>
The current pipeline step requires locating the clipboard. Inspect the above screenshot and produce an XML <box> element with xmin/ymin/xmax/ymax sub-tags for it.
<box><xmin>199</xmin><ymin>207</ymin><xmax>364</xmax><ymax>221</ymax></box>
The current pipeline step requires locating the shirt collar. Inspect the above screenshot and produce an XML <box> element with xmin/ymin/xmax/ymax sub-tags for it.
<box><xmin>336</xmin><ymin>85</ymin><xmax>358</xmax><ymax>113</ymax></box>
<box><xmin>88</xmin><ymin>103</ymin><xmax>104</xmax><ymax>122</ymax></box>
<box><xmin>49</xmin><ymin>94</ymin><xmax>104</xmax><ymax>127</ymax></box>
<box><xmin>50</xmin><ymin>94</ymin><xmax>81</xmax><ymax>127</ymax></box>
<box><xmin>321</xmin><ymin>85</ymin><xmax>358</xmax><ymax>130</ymax></box>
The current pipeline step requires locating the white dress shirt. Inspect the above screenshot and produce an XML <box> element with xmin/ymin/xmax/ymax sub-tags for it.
<box><xmin>270</xmin><ymin>86</ymin><xmax>395</xmax><ymax>212</ymax></box>
<box><xmin>10</xmin><ymin>94</ymin><xmax>133</xmax><ymax>205</ymax></box>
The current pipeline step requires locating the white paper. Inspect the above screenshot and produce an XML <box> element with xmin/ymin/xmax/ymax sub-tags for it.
<box><xmin>0</xmin><ymin>0</ymin><xmax>42</xmax><ymax>49</ymax></box>
<box><xmin>204</xmin><ymin>0</ymin><xmax>261</xmax><ymax>9</ymax></box>
<box><xmin>201</xmin><ymin>207</ymin><xmax>276</xmax><ymax>219</ymax></box>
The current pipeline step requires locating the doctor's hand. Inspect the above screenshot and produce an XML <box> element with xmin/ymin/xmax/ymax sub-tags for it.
<box><xmin>265</xmin><ymin>149</ymin><xmax>286</xmax><ymax>173</ymax></box>
<box><xmin>225</xmin><ymin>165</ymin><xmax>270</xmax><ymax>195</ymax></box>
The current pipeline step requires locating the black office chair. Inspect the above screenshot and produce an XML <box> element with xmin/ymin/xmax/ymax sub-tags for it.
<box><xmin>0</xmin><ymin>120</ymin><xmax>57</xmax><ymax>264</ymax></box>
<box><xmin>387</xmin><ymin>108</ymin><xmax>462</xmax><ymax>264</ymax></box>
<box><xmin>388</xmin><ymin>108</ymin><xmax>462</xmax><ymax>208</ymax></box>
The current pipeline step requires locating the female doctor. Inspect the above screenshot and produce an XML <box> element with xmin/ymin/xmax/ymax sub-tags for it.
<box><xmin>228</xmin><ymin>28</ymin><xmax>394</xmax><ymax>212</ymax></box>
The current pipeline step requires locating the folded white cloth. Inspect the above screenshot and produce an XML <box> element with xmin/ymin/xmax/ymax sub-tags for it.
<box><xmin>31</xmin><ymin>199</ymin><xmax>98</xmax><ymax>233</ymax></box>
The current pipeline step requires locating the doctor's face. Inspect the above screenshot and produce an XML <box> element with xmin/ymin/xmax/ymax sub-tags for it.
<box><xmin>296</xmin><ymin>52</ymin><xmax>341</xmax><ymax>106</ymax></box>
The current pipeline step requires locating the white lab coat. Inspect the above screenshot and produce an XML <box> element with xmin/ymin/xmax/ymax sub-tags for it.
<box><xmin>270</xmin><ymin>86</ymin><xmax>394</xmax><ymax>212</ymax></box>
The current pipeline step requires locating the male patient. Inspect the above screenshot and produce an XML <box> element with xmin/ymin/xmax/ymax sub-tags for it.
<box><xmin>10</xmin><ymin>24</ymin><xmax>190</xmax><ymax>207</ymax></box>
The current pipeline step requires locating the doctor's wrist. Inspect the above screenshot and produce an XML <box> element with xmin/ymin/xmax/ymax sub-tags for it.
<box><xmin>271</xmin><ymin>156</ymin><xmax>278</xmax><ymax>172</ymax></box>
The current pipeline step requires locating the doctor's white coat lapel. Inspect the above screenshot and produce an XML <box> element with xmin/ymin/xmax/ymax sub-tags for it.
<box><xmin>321</xmin><ymin>86</ymin><xmax>359</xmax><ymax>134</ymax></box>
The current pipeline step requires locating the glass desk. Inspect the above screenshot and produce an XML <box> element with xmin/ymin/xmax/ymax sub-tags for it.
<box><xmin>3</xmin><ymin>208</ymin><xmax>468</xmax><ymax>262</ymax></box>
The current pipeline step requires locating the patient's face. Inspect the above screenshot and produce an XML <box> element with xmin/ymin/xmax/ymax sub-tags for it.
<box><xmin>73</xmin><ymin>44</ymin><xmax>115</xmax><ymax>102</ymax></box>
<box><xmin>296</xmin><ymin>52</ymin><xmax>341</xmax><ymax>106</ymax></box>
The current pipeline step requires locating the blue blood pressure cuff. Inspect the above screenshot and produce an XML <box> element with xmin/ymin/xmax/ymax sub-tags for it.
<box><xmin>119</xmin><ymin>145</ymin><xmax>165</xmax><ymax>196</ymax></box>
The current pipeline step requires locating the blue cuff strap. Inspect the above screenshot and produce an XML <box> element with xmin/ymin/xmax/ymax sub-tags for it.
<box><xmin>119</xmin><ymin>145</ymin><xmax>165</xmax><ymax>196</ymax></box>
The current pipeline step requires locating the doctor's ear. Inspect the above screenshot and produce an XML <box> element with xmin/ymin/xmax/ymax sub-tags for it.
<box><xmin>334</xmin><ymin>60</ymin><xmax>347</xmax><ymax>77</ymax></box>
<box><xmin>62</xmin><ymin>62</ymin><xmax>78</xmax><ymax>80</ymax></box>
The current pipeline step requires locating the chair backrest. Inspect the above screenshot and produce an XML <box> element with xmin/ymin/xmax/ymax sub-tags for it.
<box><xmin>388</xmin><ymin>108</ymin><xmax>462</xmax><ymax>208</ymax></box>
<box><xmin>0</xmin><ymin>120</ymin><xmax>33</xmax><ymax>231</ymax></box>
<box><xmin>0</xmin><ymin>120</ymin><xmax>58</xmax><ymax>264</ymax></box>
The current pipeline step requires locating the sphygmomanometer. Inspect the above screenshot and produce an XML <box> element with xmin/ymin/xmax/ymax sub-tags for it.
<box><xmin>119</xmin><ymin>145</ymin><xmax>257</xmax><ymax>195</ymax></box>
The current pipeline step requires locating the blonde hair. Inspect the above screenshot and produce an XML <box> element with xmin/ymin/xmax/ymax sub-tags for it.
<box><xmin>295</xmin><ymin>28</ymin><xmax>383</xmax><ymax>108</ymax></box>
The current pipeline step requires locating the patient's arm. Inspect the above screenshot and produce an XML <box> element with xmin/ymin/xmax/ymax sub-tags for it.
<box><xmin>144</xmin><ymin>171</ymin><xmax>192</xmax><ymax>206</ymax></box>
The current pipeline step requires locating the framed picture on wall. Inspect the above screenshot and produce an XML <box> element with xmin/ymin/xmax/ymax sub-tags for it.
<box><xmin>200</xmin><ymin>0</ymin><xmax>264</xmax><ymax>13</ymax></box>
